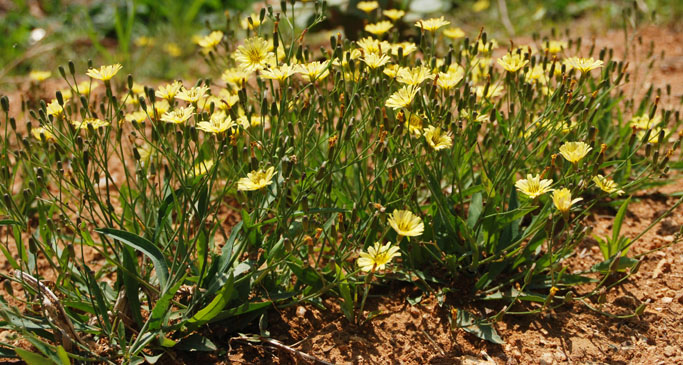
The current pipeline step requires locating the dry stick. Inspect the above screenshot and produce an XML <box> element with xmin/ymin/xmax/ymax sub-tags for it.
<box><xmin>14</xmin><ymin>270</ymin><xmax>93</xmax><ymax>351</ymax></box>
<box><xmin>233</xmin><ymin>335</ymin><xmax>334</xmax><ymax>365</ymax></box>
<box><xmin>420</xmin><ymin>329</ymin><xmax>446</xmax><ymax>357</ymax></box>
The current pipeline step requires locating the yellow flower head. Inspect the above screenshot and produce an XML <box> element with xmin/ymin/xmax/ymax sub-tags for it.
<box><xmin>405</xmin><ymin>113</ymin><xmax>424</xmax><ymax>136</ymax></box>
<box><xmin>383</xmin><ymin>64</ymin><xmax>400</xmax><ymax>78</ymax></box>
<box><xmin>357</xmin><ymin>37</ymin><xmax>391</xmax><ymax>55</ymax></box>
<box><xmin>362</xmin><ymin>53</ymin><xmax>391</xmax><ymax>69</ymax></box>
<box><xmin>396</xmin><ymin>65</ymin><xmax>434</xmax><ymax>85</ymax></box>
<box><xmin>76</xmin><ymin>81</ymin><xmax>98</xmax><ymax>96</ymax></box>
<box><xmin>475</xmin><ymin>84</ymin><xmax>503</xmax><ymax>99</ymax></box>
<box><xmin>73</xmin><ymin>118</ymin><xmax>110</xmax><ymax>130</ymax></box>
<box><xmin>29</xmin><ymin>70</ymin><xmax>51</xmax><ymax>82</ymax></box>
<box><xmin>443</xmin><ymin>27</ymin><xmax>466</xmax><ymax>39</ymax></box>
<box><xmin>564</xmin><ymin>57</ymin><xmax>603</xmax><ymax>73</ymax></box>
<box><xmin>559</xmin><ymin>141</ymin><xmax>592</xmax><ymax>163</ymax></box>
<box><xmin>237</xmin><ymin>166</ymin><xmax>276</xmax><ymax>191</ymax></box>
<box><xmin>161</xmin><ymin>106</ymin><xmax>194</xmax><ymax>124</ymax></box>
<box><xmin>260</xmin><ymin>64</ymin><xmax>298</xmax><ymax>81</ymax></box>
<box><xmin>630</xmin><ymin>115</ymin><xmax>660</xmax><ymax>130</ymax></box>
<box><xmin>198</xmin><ymin>31</ymin><xmax>223</xmax><ymax>51</ymax></box>
<box><xmin>497</xmin><ymin>52</ymin><xmax>529</xmax><ymax>73</ymax></box>
<box><xmin>193</xmin><ymin>159</ymin><xmax>215</xmax><ymax>176</ymax></box>
<box><xmin>515</xmin><ymin>174</ymin><xmax>553</xmax><ymax>199</ymax></box>
<box><xmin>477</xmin><ymin>39</ymin><xmax>498</xmax><ymax>54</ymax></box>
<box><xmin>437</xmin><ymin>69</ymin><xmax>464</xmax><ymax>90</ymax></box>
<box><xmin>524</xmin><ymin>64</ymin><xmax>548</xmax><ymax>83</ymax></box>
<box><xmin>86</xmin><ymin>64</ymin><xmax>123</xmax><ymax>81</ymax></box>
<box><xmin>241</xmin><ymin>13</ymin><xmax>267</xmax><ymax>29</ymax></box>
<box><xmin>365</xmin><ymin>21</ymin><xmax>394</xmax><ymax>36</ymax></box>
<box><xmin>297</xmin><ymin>61</ymin><xmax>330</xmax><ymax>83</ymax></box>
<box><xmin>424</xmin><ymin>126</ymin><xmax>453</xmax><ymax>150</ymax></box>
<box><xmin>415</xmin><ymin>17</ymin><xmax>450</xmax><ymax>32</ymax></box>
<box><xmin>197</xmin><ymin>111</ymin><xmax>237</xmax><ymax>134</ymax></box>
<box><xmin>135</xmin><ymin>36</ymin><xmax>155</xmax><ymax>47</ymax></box>
<box><xmin>592</xmin><ymin>175</ymin><xmax>625</xmax><ymax>195</ymax></box>
<box><xmin>390</xmin><ymin>42</ymin><xmax>418</xmax><ymax>56</ymax></box>
<box><xmin>385</xmin><ymin>85</ymin><xmax>420</xmax><ymax>110</ymax></box>
<box><xmin>357</xmin><ymin>242</ymin><xmax>401</xmax><ymax>272</ymax></box>
<box><xmin>176</xmin><ymin>85</ymin><xmax>209</xmax><ymax>103</ymax></box>
<box><xmin>164</xmin><ymin>42</ymin><xmax>182</xmax><ymax>57</ymax></box>
<box><xmin>125</xmin><ymin>110</ymin><xmax>148</xmax><ymax>123</ymax></box>
<box><xmin>31</xmin><ymin>126</ymin><xmax>55</xmax><ymax>141</ymax></box>
<box><xmin>357</xmin><ymin>1</ymin><xmax>379</xmax><ymax>13</ymax></box>
<box><xmin>382</xmin><ymin>9</ymin><xmax>405</xmax><ymax>21</ymax></box>
<box><xmin>552</xmin><ymin>188</ymin><xmax>582</xmax><ymax>213</ymax></box>
<box><xmin>544</xmin><ymin>40</ymin><xmax>567</xmax><ymax>54</ymax></box>
<box><xmin>235</xmin><ymin>37</ymin><xmax>276</xmax><ymax>72</ymax></box>
<box><xmin>388</xmin><ymin>209</ymin><xmax>424</xmax><ymax>237</ymax></box>
<box><xmin>221</xmin><ymin>67</ymin><xmax>250</xmax><ymax>86</ymax></box>
<box><xmin>46</xmin><ymin>100</ymin><xmax>64</xmax><ymax>118</ymax></box>
<box><xmin>155</xmin><ymin>81</ymin><xmax>183</xmax><ymax>101</ymax></box>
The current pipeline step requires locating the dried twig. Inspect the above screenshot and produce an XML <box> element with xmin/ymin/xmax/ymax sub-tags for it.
<box><xmin>232</xmin><ymin>334</ymin><xmax>334</xmax><ymax>365</ymax></box>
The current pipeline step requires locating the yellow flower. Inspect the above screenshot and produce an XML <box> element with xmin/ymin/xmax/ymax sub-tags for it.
<box><xmin>237</xmin><ymin>166</ymin><xmax>276</xmax><ymax>191</ymax></box>
<box><xmin>29</xmin><ymin>70</ymin><xmax>51</xmax><ymax>82</ymax></box>
<box><xmin>497</xmin><ymin>53</ymin><xmax>529</xmax><ymax>73</ymax></box>
<box><xmin>385</xmin><ymin>85</ymin><xmax>420</xmax><ymax>110</ymax></box>
<box><xmin>476</xmin><ymin>39</ymin><xmax>498</xmax><ymax>54</ymax></box>
<box><xmin>154</xmin><ymin>99</ymin><xmax>170</xmax><ymax>115</ymax></box>
<box><xmin>86</xmin><ymin>64</ymin><xmax>123</xmax><ymax>81</ymax></box>
<box><xmin>593</xmin><ymin>175</ymin><xmax>625</xmax><ymax>195</ymax></box>
<box><xmin>76</xmin><ymin>81</ymin><xmax>98</xmax><ymax>96</ymax></box>
<box><xmin>524</xmin><ymin>64</ymin><xmax>548</xmax><ymax>83</ymax></box>
<box><xmin>31</xmin><ymin>126</ymin><xmax>55</xmax><ymax>141</ymax></box>
<box><xmin>221</xmin><ymin>67</ymin><xmax>250</xmax><ymax>86</ymax></box>
<box><xmin>135</xmin><ymin>36</ymin><xmax>155</xmax><ymax>47</ymax></box>
<box><xmin>155</xmin><ymin>81</ymin><xmax>183</xmax><ymax>101</ymax></box>
<box><xmin>424</xmin><ymin>126</ymin><xmax>453</xmax><ymax>150</ymax></box>
<box><xmin>405</xmin><ymin>113</ymin><xmax>424</xmax><ymax>136</ymax></box>
<box><xmin>415</xmin><ymin>17</ymin><xmax>450</xmax><ymax>32</ymax></box>
<box><xmin>357</xmin><ymin>1</ymin><xmax>379</xmax><ymax>13</ymax></box>
<box><xmin>164</xmin><ymin>42</ymin><xmax>182</xmax><ymax>57</ymax></box>
<box><xmin>459</xmin><ymin>109</ymin><xmax>490</xmax><ymax>123</ymax></box>
<box><xmin>136</xmin><ymin>143</ymin><xmax>154</xmax><ymax>167</ymax></box>
<box><xmin>46</xmin><ymin>100</ymin><xmax>64</xmax><ymax>118</ymax></box>
<box><xmin>475</xmin><ymin>84</ymin><xmax>504</xmax><ymax>99</ymax></box>
<box><xmin>297</xmin><ymin>61</ymin><xmax>330</xmax><ymax>83</ymax></box>
<box><xmin>241</xmin><ymin>13</ymin><xmax>267</xmax><ymax>29</ymax></box>
<box><xmin>630</xmin><ymin>115</ymin><xmax>660</xmax><ymax>130</ymax></box>
<box><xmin>193</xmin><ymin>160</ymin><xmax>215</xmax><ymax>176</ymax></box>
<box><xmin>176</xmin><ymin>85</ymin><xmax>209</xmax><ymax>103</ymax></box>
<box><xmin>388</xmin><ymin>209</ymin><xmax>424</xmax><ymax>237</ymax></box>
<box><xmin>197</xmin><ymin>111</ymin><xmax>237</xmax><ymax>134</ymax></box>
<box><xmin>638</xmin><ymin>128</ymin><xmax>669</xmax><ymax>144</ymax></box>
<box><xmin>396</xmin><ymin>65</ymin><xmax>434</xmax><ymax>85</ymax></box>
<box><xmin>472</xmin><ymin>0</ymin><xmax>490</xmax><ymax>12</ymax></box>
<box><xmin>72</xmin><ymin>118</ymin><xmax>110</xmax><ymax>130</ymax></box>
<box><xmin>552</xmin><ymin>188</ymin><xmax>582</xmax><ymax>214</ymax></box>
<box><xmin>216</xmin><ymin>90</ymin><xmax>240</xmax><ymax>110</ymax></box>
<box><xmin>437</xmin><ymin>69</ymin><xmax>464</xmax><ymax>90</ymax></box>
<box><xmin>544</xmin><ymin>40</ymin><xmax>567</xmax><ymax>54</ymax></box>
<box><xmin>357</xmin><ymin>37</ymin><xmax>391</xmax><ymax>55</ymax></box>
<box><xmin>443</xmin><ymin>27</ymin><xmax>465</xmax><ymax>39</ymax></box>
<box><xmin>362</xmin><ymin>53</ymin><xmax>391</xmax><ymax>69</ymax></box>
<box><xmin>515</xmin><ymin>174</ymin><xmax>553</xmax><ymax>199</ymax></box>
<box><xmin>365</xmin><ymin>21</ymin><xmax>393</xmax><ymax>36</ymax></box>
<box><xmin>357</xmin><ymin>242</ymin><xmax>401</xmax><ymax>272</ymax></box>
<box><xmin>260</xmin><ymin>64</ymin><xmax>298</xmax><ymax>81</ymax></box>
<box><xmin>383</xmin><ymin>64</ymin><xmax>399</xmax><ymax>78</ymax></box>
<box><xmin>559</xmin><ymin>141</ymin><xmax>592</xmax><ymax>163</ymax></box>
<box><xmin>382</xmin><ymin>9</ymin><xmax>405</xmax><ymax>21</ymax></box>
<box><xmin>564</xmin><ymin>57</ymin><xmax>603</xmax><ymax>73</ymax></box>
<box><xmin>390</xmin><ymin>42</ymin><xmax>418</xmax><ymax>56</ymax></box>
<box><xmin>235</xmin><ymin>37</ymin><xmax>275</xmax><ymax>72</ymax></box>
<box><xmin>198</xmin><ymin>31</ymin><xmax>224</xmax><ymax>50</ymax></box>
<box><xmin>125</xmin><ymin>110</ymin><xmax>148</xmax><ymax>123</ymax></box>
<box><xmin>161</xmin><ymin>106</ymin><xmax>194</xmax><ymax>124</ymax></box>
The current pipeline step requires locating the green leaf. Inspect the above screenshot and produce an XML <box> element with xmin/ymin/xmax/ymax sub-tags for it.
<box><xmin>612</xmin><ymin>197</ymin><xmax>631</xmax><ymax>248</ymax></box>
<box><xmin>96</xmin><ymin>228</ymin><xmax>169</xmax><ymax>291</ymax></box>
<box><xmin>148</xmin><ymin>274</ymin><xmax>186</xmax><ymax>331</ymax></box>
<box><xmin>591</xmin><ymin>256</ymin><xmax>639</xmax><ymax>273</ymax></box>
<box><xmin>175</xmin><ymin>334</ymin><xmax>217</xmax><ymax>352</ymax></box>
<box><xmin>467</xmin><ymin>192</ymin><xmax>483</xmax><ymax>229</ymax></box>
<box><xmin>185</xmin><ymin>273</ymin><xmax>234</xmax><ymax>330</ymax></box>
<box><xmin>14</xmin><ymin>348</ymin><xmax>51</xmax><ymax>365</ymax></box>
<box><xmin>56</xmin><ymin>346</ymin><xmax>70</xmax><ymax>365</ymax></box>
<box><xmin>454</xmin><ymin>309</ymin><xmax>504</xmax><ymax>344</ymax></box>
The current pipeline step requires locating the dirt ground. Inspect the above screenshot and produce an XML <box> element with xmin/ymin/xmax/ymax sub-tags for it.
<box><xmin>221</xmin><ymin>25</ymin><xmax>683</xmax><ymax>364</ymax></box>
<box><xmin>0</xmin><ymin>23</ymin><xmax>681</xmax><ymax>365</ymax></box>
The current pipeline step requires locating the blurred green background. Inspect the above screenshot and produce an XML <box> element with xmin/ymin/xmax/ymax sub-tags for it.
<box><xmin>1</xmin><ymin>0</ymin><xmax>680</xmax><ymax>87</ymax></box>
